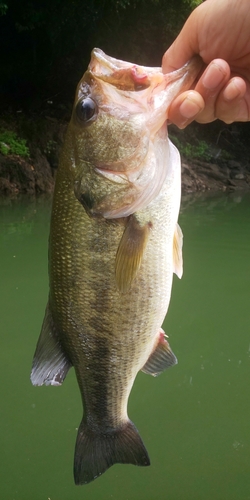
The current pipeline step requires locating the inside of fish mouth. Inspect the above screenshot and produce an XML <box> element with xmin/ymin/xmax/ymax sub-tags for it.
<box><xmin>96</xmin><ymin>73</ymin><xmax>150</xmax><ymax>91</ymax></box>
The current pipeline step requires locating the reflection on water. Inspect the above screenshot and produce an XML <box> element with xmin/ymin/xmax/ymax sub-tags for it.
<box><xmin>1</xmin><ymin>192</ymin><xmax>250</xmax><ymax>500</ymax></box>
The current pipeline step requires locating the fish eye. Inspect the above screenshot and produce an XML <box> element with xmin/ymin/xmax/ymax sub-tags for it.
<box><xmin>75</xmin><ymin>97</ymin><xmax>98</xmax><ymax>125</ymax></box>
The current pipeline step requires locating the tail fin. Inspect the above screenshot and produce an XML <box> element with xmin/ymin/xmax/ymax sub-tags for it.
<box><xmin>74</xmin><ymin>419</ymin><xmax>150</xmax><ymax>485</ymax></box>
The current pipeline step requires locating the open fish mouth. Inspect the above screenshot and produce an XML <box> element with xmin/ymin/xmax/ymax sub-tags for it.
<box><xmin>88</xmin><ymin>48</ymin><xmax>155</xmax><ymax>91</ymax></box>
<box><xmin>88</xmin><ymin>48</ymin><xmax>203</xmax><ymax>93</ymax></box>
<box><xmin>87</xmin><ymin>48</ymin><xmax>203</xmax><ymax>137</ymax></box>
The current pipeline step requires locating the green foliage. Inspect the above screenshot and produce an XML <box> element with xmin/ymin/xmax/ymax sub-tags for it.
<box><xmin>0</xmin><ymin>130</ymin><xmax>30</xmax><ymax>157</ymax></box>
<box><xmin>0</xmin><ymin>2</ymin><xmax>8</xmax><ymax>16</ymax></box>
<box><xmin>44</xmin><ymin>139</ymin><xmax>57</xmax><ymax>156</ymax></box>
<box><xmin>170</xmin><ymin>133</ymin><xmax>234</xmax><ymax>163</ymax></box>
<box><xmin>217</xmin><ymin>149</ymin><xmax>233</xmax><ymax>162</ymax></box>
<box><xmin>187</xmin><ymin>140</ymin><xmax>213</xmax><ymax>162</ymax></box>
<box><xmin>184</xmin><ymin>0</ymin><xmax>202</xmax><ymax>8</ymax></box>
<box><xmin>170</xmin><ymin>135</ymin><xmax>213</xmax><ymax>162</ymax></box>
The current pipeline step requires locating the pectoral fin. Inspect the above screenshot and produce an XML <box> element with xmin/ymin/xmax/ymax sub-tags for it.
<box><xmin>142</xmin><ymin>329</ymin><xmax>177</xmax><ymax>377</ymax></box>
<box><xmin>173</xmin><ymin>222</ymin><xmax>183</xmax><ymax>278</ymax></box>
<box><xmin>115</xmin><ymin>215</ymin><xmax>151</xmax><ymax>293</ymax></box>
<box><xmin>30</xmin><ymin>303</ymin><xmax>72</xmax><ymax>386</ymax></box>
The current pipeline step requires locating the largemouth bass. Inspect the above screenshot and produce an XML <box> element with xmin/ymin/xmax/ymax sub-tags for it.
<box><xmin>31</xmin><ymin>49</ymin><xmax>202</xmax><ymax>485</ymax></box>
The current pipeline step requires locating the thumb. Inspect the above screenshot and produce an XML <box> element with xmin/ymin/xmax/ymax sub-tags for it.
<box><xmin>162</xmin><ymin>7</ymin><xmax>201</xmax><ymax>73</ymax></box>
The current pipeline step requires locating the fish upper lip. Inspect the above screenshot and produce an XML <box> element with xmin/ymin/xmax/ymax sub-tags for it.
<box><xmin>89</xmin><ymin>48</ymin><xmax>158</xmax><ymax>75</ymax></box>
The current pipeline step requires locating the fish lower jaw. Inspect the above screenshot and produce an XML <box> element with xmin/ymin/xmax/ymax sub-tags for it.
<box><xmin>95</xmin><ymin>167</ymin><xmax>130</xmax><ymax>185</ymax></box>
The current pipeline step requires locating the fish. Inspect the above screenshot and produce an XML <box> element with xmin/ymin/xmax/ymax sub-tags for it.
<box><xmin>30</xmin><ymin>48</ymin><xmax>202</xmax><ymax>485</ymax></box>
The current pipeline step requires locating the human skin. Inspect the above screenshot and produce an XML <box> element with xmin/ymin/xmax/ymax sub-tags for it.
<box><xmin>162</xmin><ymin>0</ymin><xmax>250</xmax><ymax>128</ymax></box>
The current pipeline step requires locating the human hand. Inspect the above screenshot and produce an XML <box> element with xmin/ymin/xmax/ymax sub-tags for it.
<box><xmin>162</xmin><ymin>0</ymin><xmax>250</xmax><ymax>128</ymax></box>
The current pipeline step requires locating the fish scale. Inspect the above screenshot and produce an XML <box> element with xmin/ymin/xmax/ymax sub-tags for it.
<box><xmin>30</xmin><ymin>48</ymin><xmax>202</xmax><ymax>484</ymax></box>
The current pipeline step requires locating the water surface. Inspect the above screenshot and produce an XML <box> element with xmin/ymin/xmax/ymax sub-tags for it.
<box><xmin>1</xmin><ymin>192</ymin><xmax>250</xmax><ymax>500</ymax></box>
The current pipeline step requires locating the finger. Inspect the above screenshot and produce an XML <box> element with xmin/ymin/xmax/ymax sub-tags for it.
<box><xmin>215</xmin><ymin>77</ymin><xmax>249</xmax><ymax>123</ymax></box>
<box><xmin>162</xmin><ymin>40</ymin><xmax>197</xmax><ymax>74</ymax></box>
<box><xmin>168</xmin><ymin>90</ymin><xmax>204</xmax><ymax>129</ymax></box>
<box><xmin>234</xmin><ymin>98</ymin><xmax>250</xmax><ymax>122</ymax></box>
<box><xmin>162</xmin><ymin>3</ymin><xmax>203</xmax><ymax>73</ymax></box>
<box><xmin>193</xmin><ymin>59</ymin><xmax>231</xmax><ymax>123</ymax></box>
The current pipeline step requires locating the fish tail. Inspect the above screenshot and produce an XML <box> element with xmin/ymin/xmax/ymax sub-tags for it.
<box><xmin>74</xmin><ymin>418</ymin><xmax>150</xmax><ymax>485</ymax></box>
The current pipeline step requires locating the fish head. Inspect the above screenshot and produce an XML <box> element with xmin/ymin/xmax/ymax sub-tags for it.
<box><xmin>69</xmin><ymin>48</ymin><xmax>203</xmax><ymax>218</ymax></box>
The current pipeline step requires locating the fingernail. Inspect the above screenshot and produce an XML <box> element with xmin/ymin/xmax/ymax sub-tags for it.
<box><xmin>202</xmin><ymin>63</ymin><xmax>226</xmax><ymax>90</ymax></box>
<box><xmin>179</xmin><ymin>97</ymin><xmax>202</xmax><ymax>119</ymax></box>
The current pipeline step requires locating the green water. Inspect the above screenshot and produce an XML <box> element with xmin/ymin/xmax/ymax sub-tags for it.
<box><xmin>1</xmin><ymin>192</ymin><xmax>250</xmax><ymax>500</ymax></box>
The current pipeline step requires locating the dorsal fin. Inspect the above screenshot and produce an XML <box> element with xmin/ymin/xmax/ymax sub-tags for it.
<box><xmin>115</xmin><ymin>215</ymin><xmax>151</xmax><ymax>293</ymax></box>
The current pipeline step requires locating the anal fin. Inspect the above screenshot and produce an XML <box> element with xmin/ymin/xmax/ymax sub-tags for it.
<box><xmin>142</xmin><ymin>329</ymin><xmax>177</xmax><ymax>377</ymax></box>
<box><xmin>30</xmin><ymin>303</ymin><xmax>72</xmax><ymax>386</ymax></box>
